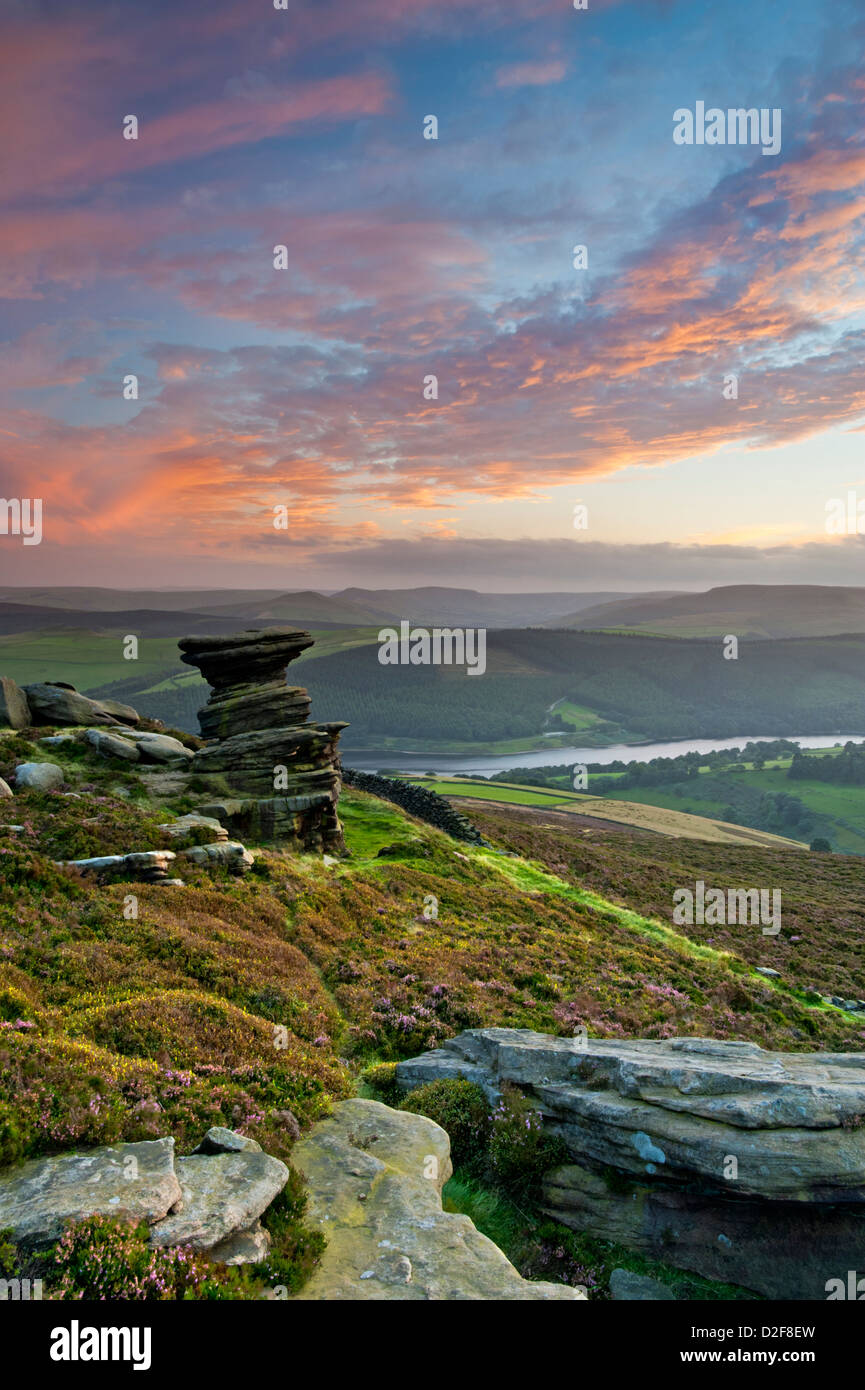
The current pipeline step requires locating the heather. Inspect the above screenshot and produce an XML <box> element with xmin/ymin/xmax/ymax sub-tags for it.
<box><xmin>3</xmin><ymin>724</ymin><xmax>865</xmax><ymax>1299</ymax></box>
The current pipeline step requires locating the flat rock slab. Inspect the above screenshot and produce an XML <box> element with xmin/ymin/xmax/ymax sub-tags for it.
<box><xmin>290</xmin><ymin>1098</ymin><xmax>583</xmax><ymax>1301</ymax></box>
<box><xmin>0</xmin><ymin>1139</ymin><xmax>180</xmax><ymax>1248</ymax></box>
<box><xmin>397</xmin><ymin>1029</ymin><xmax>865</xmax><ymax>1200</ymax></box>
<box><xmin>149</xmin><ymin>1150</ymin><xmax>288</xmax><ymax>1252</ymax></box>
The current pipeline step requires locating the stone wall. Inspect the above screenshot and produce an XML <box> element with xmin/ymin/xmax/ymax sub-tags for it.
<box><xmin>342</xmin><ymin>769</ymin><xmax>486</xmax><ymax>845</ymax></box>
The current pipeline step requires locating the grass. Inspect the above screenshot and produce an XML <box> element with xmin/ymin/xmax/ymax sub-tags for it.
<box><xmin>442</xmin><ymin>1170</ymin><xmax>759</xmax><ymax>1300</ymax></box>
<box><xmin>4</xmin><ymin>716</ymin><xmax>865</xmax><ymax>1299</ymax></box>
<box><xmin>408</xmin><ymin>775</ymin><xmax>805</xmax><ymax>847</ymax></box>
<box><xmin>0</xmin><ymin>632</ymin><xmax>185</xmax><ymax>691</ymax></box>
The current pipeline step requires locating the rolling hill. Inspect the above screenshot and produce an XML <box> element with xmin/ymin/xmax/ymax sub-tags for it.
<box><xmin>547</xmin><ymin>585</ymin><xmax>865</xmax><ymax>638</ymax></box>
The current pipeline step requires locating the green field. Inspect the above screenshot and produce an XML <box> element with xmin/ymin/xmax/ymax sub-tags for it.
<box><xmin>0</xmin><ymin>631</ymin><xmax>186</xmax><ymax>691</ymax></box>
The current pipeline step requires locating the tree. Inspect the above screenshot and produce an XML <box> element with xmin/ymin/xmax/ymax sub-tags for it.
<box><xmin>810</xmin><ymin>837</ymin><xmax>832</xmax><ymax>853</ymax></box>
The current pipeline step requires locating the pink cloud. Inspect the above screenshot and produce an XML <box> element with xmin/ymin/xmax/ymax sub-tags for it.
<box><xmin>495</xmin><ymin>60</ymin><xmax>567</xmax><ymax>89</ymax></box>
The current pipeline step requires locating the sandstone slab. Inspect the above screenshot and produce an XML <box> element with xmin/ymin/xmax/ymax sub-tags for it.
<box><xmin>290</xmin><ymin>1098</ymin><xmax>583</xmax><ymax>1301</ymax></box>
<box><xmin>397</xmin><ymin>1028</ymin><xmax>865</xmax><ymax>1299</ymax></box>
<box><xmin>148</xmin><ymin>1150</ymin><xmax>288</xmax><ymax>1252</ymax></box>
<box><xmin>0</xmin><ymin>1139</ymin><xmax>180</xmax><ymax>1248</ymax></box>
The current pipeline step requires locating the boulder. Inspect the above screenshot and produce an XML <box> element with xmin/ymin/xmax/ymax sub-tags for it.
<box><xmin>193</xmin><ymin>1127</ymin><xmax>262</xmax><ymax>1156</ymax></box>
<box><xmin>209</xmin><ymin>1219</ymin><xmax>271</xmax><ymax>1266</ymax></box>
<box><xmin>159</xmin><ymin>813</ymin><xmax>228</xmax><ymax>843</ymax></box>
<box><xmin>0</xmin><ymin>1139</ymin><xmax>180</xmax><ymax>1248</ymax></box>
<box><xmin>22</xmin><ymin>683</ymin><xmax>119</xmax><ymax>727</ymax></box>
<box><xmin>131</xmin><ymin>732</ymin><xmax>194</xmax><ymax>766</ymax></box>
<box><xmin>0</xmin><ymin>777</ymin><xmax>12</xmax><ymax>799</ymax></box>
<box><xmin>96</xmin><ymin>698</ymin><xmax>140</xmax><ymax>725</ymax></box>
<box><xmin>397</xmin><ymin>1029</ymin><xmax>865</xmax><ymax>1300</ymax></box>
<box><xmin>182</xmin><ymin>841</ymin><xmax>255</xmax><ymax>874</ymax></box>
<box><xmin>148</xmin><ymin>1149</ymin><xmax>288</xmax><ymax>1252</ymax></box>
<box><xmin>84</xmin><ymin>728</ymin><xmax>141</xmax><ymax>762</ymax></box>
<box><xmin>290</xmin><ymin>1098</ymin><xmax>584</xmax><ymax>1301</ymax></box>
<box><xmin>609</xmin><ymin>1268</ymin><xmax>676</xmax><ymax>1301</ymax></box>
<box><xmin>0</xmin><ymin>676</ymin><xmax>30</xmax><ymax>729</ymax></box>
<box><xmin>15</xmin><ymin>761</ymin><xmax>64</xmax><ymax>791</ymax></box>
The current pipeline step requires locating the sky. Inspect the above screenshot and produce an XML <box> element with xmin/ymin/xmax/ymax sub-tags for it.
<box><xmin>2</xmin><ymin>0</ymin><xmax>865</xmax><ymax>593</ymax></box>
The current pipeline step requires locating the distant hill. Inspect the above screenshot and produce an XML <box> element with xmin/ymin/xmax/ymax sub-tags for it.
<box><xmin>0</xmin><ymin>586</ymin><xmax>639</xmax><ymax>630</ymax></box>
<box><xmin>333</xmin><ymin>587</ymin><xmax>639</xmax><ymax>627</ymax></box>
<box><xmin>547</xmin><ymin>585</ymin><xmax>865</xmax><ymax>638</ymax></box>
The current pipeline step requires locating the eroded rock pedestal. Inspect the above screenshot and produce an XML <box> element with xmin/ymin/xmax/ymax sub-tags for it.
<box><xmin>397</xmin><ymin>1029</ymin><xmax>865</xmax><ymax>1300</ymax></box>
<box><xmin>178</xmin><ymin>628</ymin><xmax>346</xmax><ymax>852</ymax></box>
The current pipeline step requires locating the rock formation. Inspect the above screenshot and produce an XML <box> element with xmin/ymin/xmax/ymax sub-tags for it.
<box><xmin>290</xmin><ymin>1098</ymin><xmax>584</xmax><ymax>1300</ymax></box>
<box><xmin>0</xmin><ymin>1128</ymin><xmax>287</xmax><ymax>1266</ymax></box>
<box><xmin>396</xmin><ymin>1028</ymin><xmax>865</xmax><ymax>1300</ymax></box>
<box><xmin>178</xmin><ymin>628</ymin><xmax>347</xmax><ymax>852</ymax></box>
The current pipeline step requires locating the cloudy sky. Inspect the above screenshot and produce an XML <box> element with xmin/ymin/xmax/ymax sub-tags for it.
<box><xmin>2</xmin><ymin>0</ymin><xmax>865</xmax><ymax>592</ymax></box>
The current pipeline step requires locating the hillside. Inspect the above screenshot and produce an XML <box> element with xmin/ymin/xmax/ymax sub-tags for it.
<box><xmin>0</xmin><ymin>587</ymin><xmax>633</xmax><ymax>630</ymax></box>
<box><xmin>412</xmin><ymin>777</ymin><xmax>808</xmax><ymax>848</ymax></box>
<box><xmin>490</xmin><ymin>741</ymin><xmax>865</xmax><ymax>855</ymax></box>
<box><xmin>548</xmin><ymin>585</ymin><xmax>865</xmax><ymax>638</ymax></box>
<box><xmin>3</xmin><ymin>698</ymin><xmax>865</xmax><ymax>1303</ymax></box>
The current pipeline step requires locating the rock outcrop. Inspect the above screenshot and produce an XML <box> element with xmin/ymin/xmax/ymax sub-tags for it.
<box><xmin>22</xmin><ymin>682</ymin><xmax>123</xmax><ymax>727</ymax></box>
<box><xmin>0</xmin><ymin>1128</ymin><xmax>287</xmax><ymax>1265</ymax></box>
<box><xmin>178</xmin><ymin>629</ymin><xmax>347</xmax><ymax>852</ymax></box>
<box><xmin>0</xmin><ymin>676</ymin><xmax>30</xmax><ymax>729</ymax></box>
<box><xmin>0</xmin><ymin>1139</ymin><xmax>181</xmax><ymax>1248</ymax></box>
<box><xmin>55</xmin><ymin>849</ymin><xmax>179</xmax><ymax>884</ymax></box>
<box><xmin>290</xmin><ymin>1098</ymin><xmax>583</xmax><ymax>1300</ymax></box>
<box><xmin>396</xmin><ymin>1028</ymin><xmax>865</xmax><ymax>1300</ymax></box>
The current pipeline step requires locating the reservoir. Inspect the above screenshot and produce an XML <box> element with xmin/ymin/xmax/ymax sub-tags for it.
<box><xmin>346</xmin><ymin>733</ymin><xmax>865</xmax><ymax>778</ymax></box>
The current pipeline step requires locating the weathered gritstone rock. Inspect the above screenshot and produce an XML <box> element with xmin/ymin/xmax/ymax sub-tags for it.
<box><xmin>15</xmin><ymin>760</ymin><xmax>65</xmax><ymax>790</ymax></box>
<box><xmin>290</xmin><ymin>1098</ymin><xmax>583</xmax><ymax>1301</ymax></box>
<box><xmin>159</xmin><ymin>813</ymin><xmax>228</xmax><ymax>843</ymax></box>
<box><xmin>0</xmin><ymin>1127</ymin><xmax>287</xmax><ymax>1267</ymax></box>
<box><xmin>0</xmin><ymin>1139</ymin><xmax>181</xmax><ymax>1248</ymax></box>
<box><xmin>0</xmin><ymin>675</ymin><xmax>30</xmax><ymax>729</ymax></box>
<box><xmin>85</xmin><ymin>727</ymin><xmax>141</xmax><ymax>761</ymax></box>
<box><xmin>182</xmin><ymin>840</ymin><xmax>255</xmax><ymax>874</ymax></box>
<box><xmin>148</xmin><ymin>1149</ymin><xmax>288</xmax><ymax>1252</ymax></box>
<box><xmin>22</xmin><ymin>682</ymin><xmax>122</xmax><ymax>727</ymax></box>
<box><xmin>0</xmin><ymin>777</ymin><xmax>12</xmax><ymax>798</ymax></box>
<box><xmin>178</xmin><ymin>628</ymin><xmax>347</xmax><ymax>853</ymax></box>
<box><xmin>396</xmin><ymin>1028</ymin><xmax>865</xmax><ymax>1299</ymax></box>
<box><xmin>55</xmin><ymin>849</ymin><xmax>177</xmax><ymax>884</ymax></box>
